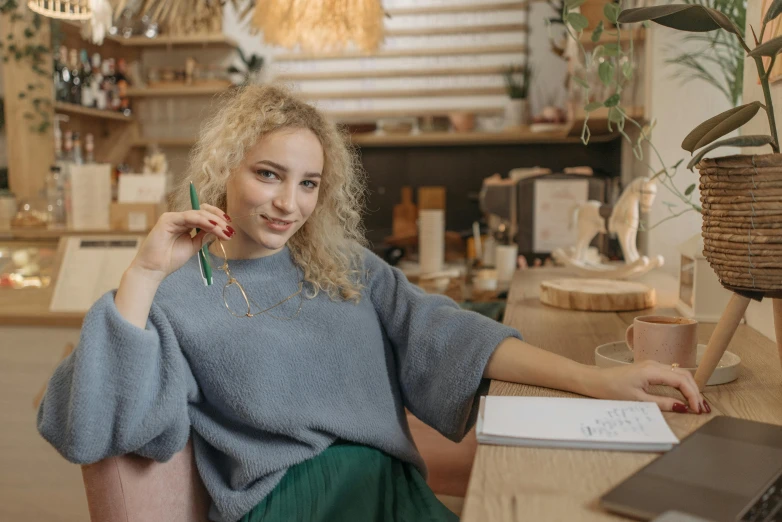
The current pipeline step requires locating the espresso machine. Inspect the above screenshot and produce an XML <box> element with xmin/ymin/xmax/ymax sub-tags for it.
<box><xmin>479</xmin><ymin>167</ymin><xmax>611</xmax><ymax>264</ymax></box>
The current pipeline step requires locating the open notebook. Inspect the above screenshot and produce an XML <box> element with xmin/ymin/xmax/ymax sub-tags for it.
<box><xmin>476</xmin><ymin>396</ymin><xmax>679</xmax><ymax>452</ymax></box>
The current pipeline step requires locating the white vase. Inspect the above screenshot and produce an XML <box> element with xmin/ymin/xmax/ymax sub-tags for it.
<box><xmin>504</xmin><ymin>99</ymin><xmax>527</xmax><ymax>128</ymax></box>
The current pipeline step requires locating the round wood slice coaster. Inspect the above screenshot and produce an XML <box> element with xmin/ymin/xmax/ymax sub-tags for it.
<box><xmin>539</xmin><ymin>278</ymin><xmax>656</xmax><ymax>312</ymax></box>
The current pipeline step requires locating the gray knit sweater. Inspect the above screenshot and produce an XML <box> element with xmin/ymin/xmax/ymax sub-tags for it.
<box><xmin>37</xmin><ymin>245</ymin><xmax>522</xmax><ymax>522</ymax></box>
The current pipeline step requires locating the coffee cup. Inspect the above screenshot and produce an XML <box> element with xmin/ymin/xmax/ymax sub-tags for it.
<box><xmin>625</xmin><ymin>315</ymin><xmax>698</xmax><ymax>367</ymax></box>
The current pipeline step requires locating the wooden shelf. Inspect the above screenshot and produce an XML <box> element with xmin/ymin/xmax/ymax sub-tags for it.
<box><xmin>54</xmin><ymin>102</ymin><xmax>135</xmax><ymax>121</ymax></box>
<box><xmin>60</xmin><ymin>22</ymin><xmax>236</xmax><ymax>49</ymax></box>
<box><xmin>126</xmin><ymin>85</ymin><xmax>230</xmax><ymax>97</ymax></box>
<box><xmin>579</xmin><ymin>27</ymin><xmax>645</xmax><ymax>48</ymax></box>
<box><xmin>275</xmin><ymin>44</ymin><xmax>526</xmax><ymax>61</ymax></box>
<box><xmin>133</xmin><ymin>137</ymin><xmax>196</xmax><ymax>147</ymax></box>
<box><xmin>118</xmin><ymin>34</ymin><xmax>238</xmax><ymax>48</ymax></box>
<box><xmin>566</xmin><ymin>105</ymin><xmax>645</xmax><ymax>136</ymax></box>
<box><xmin>0</xmin><ymin>227</ymin><xmax>147</xmax><ymax>241</ymax></box>
<box><xmin>300</xmin><ymin>87</ymin><xmax>506</xmax><ymax>100</ymax></box>
<box><xmin>133</xmin><ymin>127</ymin><xmax>621</xmax><ymax>149</ymax></box>
<box><xmin>326</xmin><ymin>106</ymin><xmax>505</xmax><ymax>120</ymax></box>
<box><xmin>386</xmin><ymin>2</ymin><xmax>527</xmax><ymax>15</ymax></box>
<box><xmin>386</xmin><ymin>23</ymin><xmax>527</xmax><ymax>37</ymax></box>
<box><xmin>275</xmin><ymin>65</ymin><xmax>511</xmax><ymax>81</ymax></box>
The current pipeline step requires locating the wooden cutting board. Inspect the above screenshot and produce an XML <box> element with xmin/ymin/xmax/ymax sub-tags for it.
<box><xmin>539</xmin><ymin>278</ymin><xmax>656</xmax><ymax>312</ymax></box>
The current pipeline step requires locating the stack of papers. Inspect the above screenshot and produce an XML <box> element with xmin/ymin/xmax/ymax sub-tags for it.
<box><xmin>476</xmin><ymin>396</ymin><xmax>679</xmax><ymax>452</ymax></box>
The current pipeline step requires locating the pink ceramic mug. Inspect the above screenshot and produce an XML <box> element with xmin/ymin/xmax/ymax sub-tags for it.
<box><xmin>625</xmin><ymin>315</ymin><xmax>698</xmax><ymax>367</ymax></box>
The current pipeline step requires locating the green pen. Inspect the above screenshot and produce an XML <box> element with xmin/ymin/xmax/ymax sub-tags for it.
<box><xmin>189</xmin><ymin>182</ymin><xmax>213</xmax><ymax>286</ymax></box>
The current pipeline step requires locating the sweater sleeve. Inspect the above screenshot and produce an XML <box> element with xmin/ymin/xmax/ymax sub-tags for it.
<box><xmin>363</xmin><ymin>249</ymin><xmax>523</xmax><ymax>442</ymax></box>
<box><xmin>37</xmin><ymin>291</ymin><xmax>199</xmax><ymax>464</ymax></box>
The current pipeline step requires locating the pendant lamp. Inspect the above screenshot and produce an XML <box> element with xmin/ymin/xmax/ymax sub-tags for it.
<box><xmin>252</xmin><ymin>0</ymin><xmax>384</xmax><ymax>52</ymax></box>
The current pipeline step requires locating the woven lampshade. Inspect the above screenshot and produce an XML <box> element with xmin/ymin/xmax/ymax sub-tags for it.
<box><xmin>27</xmin><ymin>0</ymin><xmax>92</xmax><ymax>20</ymax></box>
<box><xmin>252</xmin><ymin>0</ymin><xmax>384</xmax><ymax>52</ymax></box>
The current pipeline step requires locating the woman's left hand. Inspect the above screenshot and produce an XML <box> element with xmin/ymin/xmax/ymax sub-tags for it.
<box><xmin>589</xmin><ymin>360</ymin><xmax>710</xmax><ymax>414</ymax></box>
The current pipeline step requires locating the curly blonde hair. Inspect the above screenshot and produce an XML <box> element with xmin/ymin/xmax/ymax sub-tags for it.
<box><xmin>172</xmin><ymin>84</ymin><xmax>368</xmax><ymax>302</ymax></box>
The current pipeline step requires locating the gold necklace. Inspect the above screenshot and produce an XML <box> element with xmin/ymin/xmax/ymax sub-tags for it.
<box><xmin>212</xmin><ymin>239</ymin><xmax>304</xmax><ymax>320</ymax></box>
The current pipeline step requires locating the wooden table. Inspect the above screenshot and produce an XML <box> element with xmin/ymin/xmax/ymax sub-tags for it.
<box><xmin>462</xmin><ymin>267</ymin><xmax>782</xmax><ymax>522</ymax></box>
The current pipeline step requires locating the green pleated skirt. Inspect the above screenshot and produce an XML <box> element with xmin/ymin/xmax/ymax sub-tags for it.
<box><xmin>239</xmin><ymin>442</ymin><xmax>459</xmax><ymax>522</ymax></box>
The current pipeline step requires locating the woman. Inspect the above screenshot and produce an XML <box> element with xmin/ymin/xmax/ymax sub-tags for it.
<box><xmin>37</xmin><ymin>85</ymin><xmax>706</xmax><ymax>522</ymax></box>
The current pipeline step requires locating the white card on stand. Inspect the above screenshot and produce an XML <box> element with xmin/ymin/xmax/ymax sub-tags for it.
<box><xmin>49</xmin><ymin>236</ymin><xmax>141</xmax><ymax>313</ymax></box>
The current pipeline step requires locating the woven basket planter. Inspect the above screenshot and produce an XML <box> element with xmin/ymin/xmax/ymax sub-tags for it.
<box><xmin>699</xmin><ymin>153</ymin><xmax>782</xmax><ymax>292</ymax></box>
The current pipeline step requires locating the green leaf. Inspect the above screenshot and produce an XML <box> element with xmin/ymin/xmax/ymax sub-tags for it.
<box><xmin>684</xmin><ymin>183</ymin><xmax>696</xmax><ymax>196</ymax></box>
<box><xmin>603</xmin><ymin>42</ymin><xmax>620</xmax><ymax>56</ymax></box>
<box><xmin>618</xmin><ymin>5</ymin><xmax>741</xmax><ymax>35</ymax></box>
<box><xmin>584</xmin><ymin>101</ymin><xmax>604</xmax><ymax>111</ymax></box>
<box><xmin>32</xmin><ymin>13</ymin><xmax>41</xmax><ymax>30</ymax></box>
<box><xmin>566</xmin><ymin>0</ymin><xmax>587</xmax><ymax>9</ymax></box>
<box><xmin>765</xmin><ymin>0</ymin><xmax>782</xmax><ymax>24</ymax></box>
<box><xmin>604</xmin><ymin>93</ymin><xmax>621</xmax><ymax>107</ymax></box>
<box><xmin>567</xmin><ymin>12</ymin><xmax>589</xmax><ymax>31</ymax></box>
<box><xmin>748</xmin><ymin>35</ymin><xmax>782</xmax><ymax>57</ymax></box>
<box><xmin>598</xmin><ymin>61</ymin><xmax>614</xmax><ymax>86</ymax></box>
<box><xmin>573</xmin><ymin>75</ymin><xmax>589</xmax><ymax>88</ymax></box>
<box><xmin>687</xmin><ymin>135</ymin><xmax>775</xmax><ymax>170</ymax></box>
<box><xmin>608</xmin><ymin>106</ymin><xmax>623</xmax><ymax>123</ymax></box>
<box><xmin>592</xmin><ymin>21</ymin><xmax>604</xmax><ymax>42</ymax></box>
<box><xmin>604</xmin><ymin>2</ymin><xmax>621</xmax><ymax>24</ymax></box>
<box><xmin>681</xmin><ymin>101</ymin><xmax>762</xmax><ymax>152</ymax></box>
<box><xmin>622</xmin><ymin>61</ymin><xmax>633</xmax><ymax>79</ymax></box>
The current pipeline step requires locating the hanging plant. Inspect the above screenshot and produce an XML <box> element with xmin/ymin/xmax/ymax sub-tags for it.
<box><xmin>0</xmin><ymin>0</ymin><xmax>51</xmax><ymax>134</ymax></box>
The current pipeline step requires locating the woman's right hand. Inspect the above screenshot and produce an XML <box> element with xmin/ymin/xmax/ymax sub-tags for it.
<box><xmin>128</xmin><ymin>203</ymin><xmax>234</xmax><ymax>283</ymax></box>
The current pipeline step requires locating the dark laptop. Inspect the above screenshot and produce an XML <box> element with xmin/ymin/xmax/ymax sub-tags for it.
<box><xmin>600</xmin><ymin>416</ymin><xmax>782</xmax><ymax>522</ymax></box>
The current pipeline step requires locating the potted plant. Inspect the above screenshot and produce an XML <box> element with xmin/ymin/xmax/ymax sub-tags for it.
<box><xmin>616</xmin><ymin>3</ymin><xmax>782</xmax><ymax>293</ymax></box>
<box><xmin>228</xmin><ymin>48</ymin><xmax>265</xmax><ymax>86</ymax></box>
<box><xmin>503</xmin><ymin>63</ymin><xmax>532</xmax><ymax>128</ymax></box>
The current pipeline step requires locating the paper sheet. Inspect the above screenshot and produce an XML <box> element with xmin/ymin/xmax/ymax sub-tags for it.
<box><xmin>480</xmin><ymin>396</ymin><xmax>679</xmax><ymax>446</ymax></box>
<box><xmin>49</xmin><ymin>236</ymin><xmax>141</xmax><ymax>313</ymax></box>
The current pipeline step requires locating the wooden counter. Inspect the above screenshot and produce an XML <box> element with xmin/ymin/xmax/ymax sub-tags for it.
<box><xmin>0</xmin><ymin>230</ymin><xmax>148</xmax><ymax>328</ymax></box>
<box><xmin>462</xmin><ymin>267</ymin><xmax>782</xmax><ymax>521</ymax></box>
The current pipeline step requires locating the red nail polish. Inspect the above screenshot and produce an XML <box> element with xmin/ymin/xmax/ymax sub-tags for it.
<box><xmin>704</xmin><ymin>400</ymin><xmax>711</xmax><ymax>413</ymax></box>
<box><xmin>672</xmin><ymin>403</ymin><xmax>688</xmax><ymax>414</ymax></box>
<box><xmin>208</xmin><ymin>220</ymin><xmax>218</xmax><ymax>226</ymax></box>
<box><xmin>224</xmin><ymin>214</ymin><xmax>232</xmax><ymax>222</ymax></box>
<box><xmin>224</xmin><ymin>229</ymin><xmax>233</xmax><ymax>237</ymax></box>
<box><xmin>226</xmin><ymin>226</ymin><xmax>235</xmax><ymax>235</ymax></box>
<box><xmin>698</xmin><ymin>404</ymin><xmax>703</xmax><ymax>414</ymax></box>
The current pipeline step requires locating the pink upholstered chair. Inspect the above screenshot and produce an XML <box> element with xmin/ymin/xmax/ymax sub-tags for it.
<box><xmin>80</xmin><ymin>439</ymin><xmax>210</xmax><ymax>522</ymax></box>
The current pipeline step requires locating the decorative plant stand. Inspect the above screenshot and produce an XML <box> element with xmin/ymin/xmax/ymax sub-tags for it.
<box><xmin>694</xmin><ymin>154</ymin><xmax>782</xmax><ymax>389</ymax></box>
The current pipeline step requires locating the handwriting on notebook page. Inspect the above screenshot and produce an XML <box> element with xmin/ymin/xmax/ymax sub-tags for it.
<box><xmin>580</xmin><ymin>405</ymin><xmax>657</xmax><ymax>439</ymax></box>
